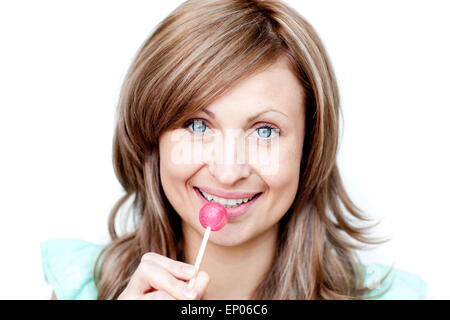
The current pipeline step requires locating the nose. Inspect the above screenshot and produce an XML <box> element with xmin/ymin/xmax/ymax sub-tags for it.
<box><xmin>207</xmin><ymin>162</ymin><xmax>251</xmax><ymax>185</ymax></box>
<box><xmin>206</xmin><ymin>129</ymin><xmax>251</xmax><ymax>185</ymax></box>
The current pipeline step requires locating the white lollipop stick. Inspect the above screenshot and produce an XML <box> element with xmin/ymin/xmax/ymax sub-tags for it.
<box><xmin>188</xmin><ymin>226</ymin><xmax>211</xmax><ymax>288</ymax></box>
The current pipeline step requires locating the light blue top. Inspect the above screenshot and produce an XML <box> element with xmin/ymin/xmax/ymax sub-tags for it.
<box><xmin>40</xmin><ymin>238</ymin><xmax>427</xmax><ymax>300</ymax></box>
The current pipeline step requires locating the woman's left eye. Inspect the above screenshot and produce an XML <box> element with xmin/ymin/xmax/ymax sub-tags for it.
<box><xmin>252</xmin><ymin>124</ymin><xmax>280</xmax><ymax>140</ymax></box>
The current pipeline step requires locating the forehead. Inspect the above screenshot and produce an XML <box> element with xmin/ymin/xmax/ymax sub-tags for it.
<box><xmin>206</xmin><ymin>56</ymin><xmax>305</xmax><ymax>115</ymax></box>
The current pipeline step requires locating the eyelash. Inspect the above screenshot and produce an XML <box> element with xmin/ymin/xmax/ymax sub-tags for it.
<box><xmin>182</xmin><ymin>118</ymin><xmax>280</xmax><ymax>139</ymax></box>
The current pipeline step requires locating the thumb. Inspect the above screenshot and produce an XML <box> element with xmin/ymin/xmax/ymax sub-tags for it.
<box><xmin>193</xmin><ymin>271</ymin><xmax>210</xmax><ymax>299</ymax></box>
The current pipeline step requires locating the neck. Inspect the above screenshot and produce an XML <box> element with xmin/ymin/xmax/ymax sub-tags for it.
<box><xmin>182</xmin><ymin>223</ymin><xmax>278</xmax><ymax>300</ymax></box>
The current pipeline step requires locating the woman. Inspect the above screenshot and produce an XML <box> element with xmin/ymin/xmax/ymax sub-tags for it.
<box><xmin>41</xmin><ymin>0</ymin><xmax>426</xmax><ymax>300</ymax></box>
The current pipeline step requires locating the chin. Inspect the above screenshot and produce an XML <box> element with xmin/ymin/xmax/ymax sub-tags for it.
<box><xmin>205</xmin><ymin>225</ymin><xmax>253</xmax><ymax>247</ymax></box>
<box><xmin>208</xmin><ymin>236</ymin><xmax>246</xmax><ymax>247</ymax></box>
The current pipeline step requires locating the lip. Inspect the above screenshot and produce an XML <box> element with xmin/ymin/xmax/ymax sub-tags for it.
<box><xmin>193</xmin><ymin>187</ymin><xmax>262</xmax><ymax>219</ymax></box>
<box><xmin>195</xmin><ymin>186</ymin><xmax>259</xmax><ymax>199</ymax></box>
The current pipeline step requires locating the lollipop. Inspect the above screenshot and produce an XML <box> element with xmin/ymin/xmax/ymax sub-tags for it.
<box><xmin>188</xmin><ymin>202</ymin><xmax>228</xmax><ymax>288</ymax></box>
<box><xmin>199</xmin><ymin>202</ymin><xmax>228</xmax><ymax>231</ymax></box>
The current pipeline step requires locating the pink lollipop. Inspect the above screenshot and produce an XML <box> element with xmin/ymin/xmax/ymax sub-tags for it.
<box><xmin>188</xmin><ymin>202</ymin><xmax>228</xmax><ymax>288</ymax></box>
<box><xmin>199</xmin><ymin>202</ymin><xmax>228</xmax><ymax>231</ymax></box>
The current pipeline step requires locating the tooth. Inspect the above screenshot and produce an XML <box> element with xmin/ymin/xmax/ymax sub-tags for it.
<box><xmin>199</xmin><ymin>188</ymin><xmax>255</xmax><ymax>206</ymax></box>
<box><xmin>217</xmin><ymin>197</ymin><xmax>227</xmax><ymax>206</ymax></box>
<box><xmin>205</xmin><ymin>193</ymin><xmax>213</xmax><ymax>201</ymax></box>
<box><xmin>200</xmin><ymin>190</ymin><xmax>211</xmax><ymax>201</ymax></box>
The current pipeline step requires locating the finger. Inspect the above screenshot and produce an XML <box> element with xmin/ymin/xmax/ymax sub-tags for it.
<box><xmin>141</xmin><ymin>252</ymin><xmax>197</xmax><ymax>280</ymax></box>
<box><xmin>192</xmin><ymin>271</ymin><xmax>210</xmax><ymax>300</ymax></box>
<box><xmin>128</xmin><ymin>260</ymin><xmax>198</xmax><ymax>300</ymax></box>
<box><xmin>141</xmin><ymin>290</ymin><xmax>176</xmax><ymax>300</ymax></box>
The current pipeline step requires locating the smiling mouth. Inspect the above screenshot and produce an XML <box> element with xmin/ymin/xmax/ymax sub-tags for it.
<box><xmin>194</xmin><ymin>187</ymin><xmax>262</xmax><ymax>209</ymax></box>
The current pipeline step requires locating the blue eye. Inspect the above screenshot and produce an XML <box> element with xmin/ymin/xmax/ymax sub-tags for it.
<box><xmin>257</xmin><ymin>127</ymin><xmax>272</xmax><ymax>138</ymax></box>
<box><xmin>254</xmin><ymin>124</ymin><xmax>279</xmax><ymax>140</ymax></box>
<box><xmin>188</xmin><ymin>119</ymin><xmax>207</xmax><ymax>133</ymax></box>
<box><xmin>183</xmin><ymin>119</ymin><xmax>280</xmax><ymax>141</ymax></box>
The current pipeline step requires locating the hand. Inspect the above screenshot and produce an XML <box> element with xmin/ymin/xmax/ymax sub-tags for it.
<box><xmin>118</xmin><ymin>252</ymin><xmax>210</xmax><ymax>300</ymax></box>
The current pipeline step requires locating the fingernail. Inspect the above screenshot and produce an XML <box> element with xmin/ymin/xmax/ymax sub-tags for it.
<box><xmin>183</xmin><ymin>265</ymin><xmax>196</xmax><ymax>276</ymax></box>
<box><xmin>183</xmin><ymin>288</ymin><xmax>197</xmax><ymax>299</ymax></box>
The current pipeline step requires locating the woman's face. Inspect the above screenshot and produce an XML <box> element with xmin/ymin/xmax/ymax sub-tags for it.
<box><xmin>159</xmin><ymin>56</ymin><xmax>305</xmax><ymax>246</ymax></box>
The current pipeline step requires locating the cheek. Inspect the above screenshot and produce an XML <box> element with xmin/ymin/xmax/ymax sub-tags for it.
<box><xmin>255</xmin><ymin>139</ymin><xmax>302</xmax><ymax>223</ymax></box>
<box><xmin>266</xmin><ymin>148</ymin><xmax>301</xmax><ymax>197</ymax></box>
<box><xmin>159</xmin><ymin>131</ymin><xmax>201</xmax><ymax>216</ymax></box>
<box><xmin>255</xmin><ymin>137</ymin><xmax>302</xmax><ymax>190</ymax></box>
<box><xmin>159</xmin><ymin>130</ymin><xmax>199</xmax><ymax>179</ymax></box>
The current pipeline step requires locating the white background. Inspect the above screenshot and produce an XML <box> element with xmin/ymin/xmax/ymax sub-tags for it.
<box><xmin>0</xmin><ymin>0</ymin><xmax>448</xmax><ymax>299</ymax></box>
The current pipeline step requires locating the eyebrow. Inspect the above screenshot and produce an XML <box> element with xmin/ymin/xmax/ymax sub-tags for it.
<box><xmin>200</xmin><ymin>108</ymin><xmax>288</xmax><ymax>122</ymax></box>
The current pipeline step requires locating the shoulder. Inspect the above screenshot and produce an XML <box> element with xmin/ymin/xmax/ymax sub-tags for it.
<box><xmin>40</xmin><ymin>238</ymin><xmax>104</xmax><ymax>300</ymax></box>
<box><xmin>363</xmin><ymin>263</ymin><xmax>427</xmax><ymax>300</ymax></box>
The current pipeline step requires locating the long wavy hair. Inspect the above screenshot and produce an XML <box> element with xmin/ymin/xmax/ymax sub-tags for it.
<box><xmin>94</xmin><ymin>0</ymin><xmax>391</xmax><ymax>299</ymax></box>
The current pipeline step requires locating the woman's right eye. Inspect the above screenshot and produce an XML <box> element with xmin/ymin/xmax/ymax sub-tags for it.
<box><xmin>184</xmin><ymin>119</ymin><xmax>209</xmax><ymax>134</ymax></box>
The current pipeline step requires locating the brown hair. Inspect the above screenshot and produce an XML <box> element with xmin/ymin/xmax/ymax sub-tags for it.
<box><xmin>94</xmin><ymin>0</ymin><xmax>391</xmax><ymax>299</ymax></box>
